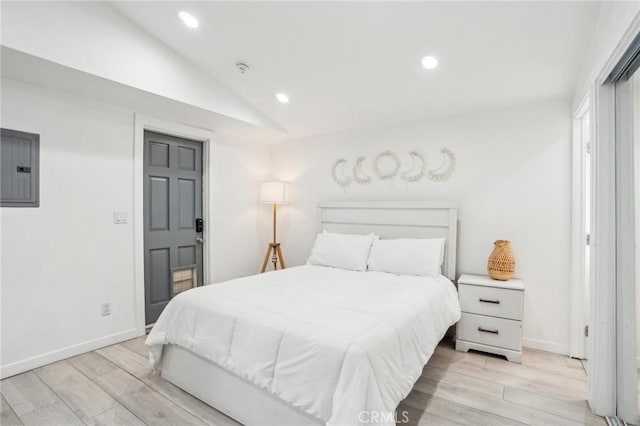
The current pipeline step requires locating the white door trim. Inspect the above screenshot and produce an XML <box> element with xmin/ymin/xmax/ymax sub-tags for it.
<box><xmin>133</xmin><ymin>114</ymin><xmax>215</xmax><ymax>336</ymax></box>
<box><xmin>570</xmin><ymin>92</ymin><xmax>592</xmax><ymax>360</ymax></box>
<box><xmin>588</xmin><ymin>12</ymin><xmax>640</xmax><ymax>417</ymax></box>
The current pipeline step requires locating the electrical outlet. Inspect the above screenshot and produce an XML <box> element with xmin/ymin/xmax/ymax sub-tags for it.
<box><xmin>101</xmin><ymin>302</ymin><xmax>111</xmax><ymax>317</ymax></box>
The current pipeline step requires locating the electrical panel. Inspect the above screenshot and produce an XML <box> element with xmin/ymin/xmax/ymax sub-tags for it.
<box><xmin>1</xmin><ymin>128</ymin><xmax>40</xmax><ymax>207</ymax></box>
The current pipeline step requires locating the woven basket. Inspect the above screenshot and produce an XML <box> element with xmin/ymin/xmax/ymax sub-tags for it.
<box><xmin>487</xmin><ymin>240</ymin><xmax>515</xmax><ymax>281</ymax></box>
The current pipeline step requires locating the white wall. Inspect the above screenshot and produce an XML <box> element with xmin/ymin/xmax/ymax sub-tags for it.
<box><xmin>270</xmin><ymin>98</ymin><xmax>573</xmax><ymax>355</ymax></box>
<box><xmin>0</xmin><ymin>1</ymin><xmax>282</xmax><ymax>133</ymax></box>
<box><xmin>573</xmin><ymin>1</ymin><xmax>639</xmax><ymax>108</ymax></box>
<box><xmin>572</xmin><ymin>0</ymin><xmax>639</xmax><ymax>360</ymax></box>
<box><xmin>567</xmin><ymin>3</ymin><xmax>638</xmax><ymax>414</ymax></box>
<box><xmin>0</xmin><ymin>79</ymin><xmax>270</xmax><ymax>378</ymax></box>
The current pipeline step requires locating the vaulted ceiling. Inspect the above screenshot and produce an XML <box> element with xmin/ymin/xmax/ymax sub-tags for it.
<box><xmin>112</xmin><ymin>1</ymin><xmax>600</xmax><ymax>141</ymax></box>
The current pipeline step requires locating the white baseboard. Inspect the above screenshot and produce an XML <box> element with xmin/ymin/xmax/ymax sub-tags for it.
<box><xmin>0</xmin><ymin>331</ymin><xmax>573</xmax><ymax>379</ymax></box>
<box><xmin>523</xmin><ymin>337</ymin><xmax>570</xmax><ymax>356</ymax></box>
<box><xmin>0</xmin><ymin>328</ymin><xmax>140</xmax><ymax>379</ymax></box>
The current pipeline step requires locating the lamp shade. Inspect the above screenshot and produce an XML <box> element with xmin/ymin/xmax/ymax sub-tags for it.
<box><xmin>260</xmin><ymin>182</ymin><xmax>288</xmax><ymax>204</ymax></box>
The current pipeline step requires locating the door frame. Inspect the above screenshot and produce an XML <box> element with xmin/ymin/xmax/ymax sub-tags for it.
<box><xmin>570</xmin><ymin>92</ymin><xmax>593</xmax><ymax>360</ymax></box>
<box><xmin>133</xmin><ymin>114</ymin><xmax>214</xmax><ymax>335</ymax></box>
<box><xmin>588</xmin><ymin>12</ymin><xmax>640</xmax><ymax>417</ymax></box>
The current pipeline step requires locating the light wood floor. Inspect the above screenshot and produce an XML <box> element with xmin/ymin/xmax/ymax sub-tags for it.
<box><xmin>0</xmin><ymin>337</ymin><xmax>603</xmax><ymax>426</ymax></box>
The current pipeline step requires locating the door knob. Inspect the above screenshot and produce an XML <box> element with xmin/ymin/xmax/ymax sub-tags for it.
<box><xmin>196</xmin><ymin>236</ymin><xmax>204</xmax><ymax>244</ymax></box>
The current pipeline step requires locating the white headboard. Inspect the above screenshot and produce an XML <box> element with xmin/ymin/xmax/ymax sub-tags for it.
<box><xmin>317</xmin><ymin>201</ymin><xmax>458</xmax><ymax>280</ymax></box>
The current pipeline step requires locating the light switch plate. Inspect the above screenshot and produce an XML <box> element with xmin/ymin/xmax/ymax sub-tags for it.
<box><xmin>113</xmin><ymin>210</ymin><xmax>128</xmax><ymax>224</ymax></box>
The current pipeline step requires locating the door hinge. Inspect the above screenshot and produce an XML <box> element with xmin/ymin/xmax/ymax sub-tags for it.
<box><xmin>586</xmin><ymin>234</ymin><xmax>591</xmax><ymax>245</ymax></box>
<box><xmin>586</xmin><ymin>141</ymin><xmax>592</xmax><ymax>154</ymax></box>
<box><xmin>584</xmin><ymin>325</ymin><xmax>589</xmax><ymax>337</ymax></box>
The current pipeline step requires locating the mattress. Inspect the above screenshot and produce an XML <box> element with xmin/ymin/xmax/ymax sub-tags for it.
<box><xmin>146</xmin><ymin>265</ymin><xmax>461</xmax><ymax>426</ymax></box>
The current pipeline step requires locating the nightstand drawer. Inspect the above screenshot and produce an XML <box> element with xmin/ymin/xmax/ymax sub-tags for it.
<box><xmin>458</xmin><ymin>283</ymin><xmax>523</xmax><ymax>320</ymax></box>
<box><xmin>457</xmin><ymin>312</ymin><xmax>522</xmax><ymax>351</ymax></box>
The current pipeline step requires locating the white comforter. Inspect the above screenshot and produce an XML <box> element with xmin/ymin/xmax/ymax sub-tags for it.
<box><xmin>146</xmin><ymin>265</ymin><xmax>460</xmax><ymax>426</ymax></box>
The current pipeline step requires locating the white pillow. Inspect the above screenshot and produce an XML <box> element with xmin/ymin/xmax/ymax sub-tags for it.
<box><xmin>367</xmin><ymin>238</ymin><xmax>445</xmax><ymax>277</ymax></box>
<box><xmin>307</xmin><ymin>232</ymin><xmax>377</xmax><ymax>272</ymax></box>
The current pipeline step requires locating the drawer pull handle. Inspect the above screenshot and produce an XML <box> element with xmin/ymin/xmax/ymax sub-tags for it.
<box><xmin>479</xmin><ymin>298</ymin><xmax>500</xmax><ymax>304</ymax></box>
<box><xmin>478</xmin><ymin>327</ymin><xmax>500</xmax><ymax>335</ymax></box>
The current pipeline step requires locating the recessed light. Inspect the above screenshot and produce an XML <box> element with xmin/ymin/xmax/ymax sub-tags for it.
<box><xmin>421</xmin><ymin>56</ymin><xmax>439</xmax><ymax>70</ymax></box>
<box><xmin>178</xmin><ymin>11</ymin><xmax>199</xmax><ymax>29</ymax></box>
<box><xmin>276</xmin><ymin>93</ymin><xmax>289</xmax><ymax>103</ymax></box>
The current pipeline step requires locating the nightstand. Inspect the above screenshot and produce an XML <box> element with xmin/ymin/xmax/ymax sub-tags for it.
<box><xmin>455</xmin><ymin>274</ymin><xmax>524</xmax><ymax>363</ymax></box>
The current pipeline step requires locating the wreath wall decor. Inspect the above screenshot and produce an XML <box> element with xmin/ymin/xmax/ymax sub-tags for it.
<box><xmin>373</xmin><ymin>151</ymin><xmax>401</xmax><ymax>180</ymax></box>
<box><xmin>331</xmin><ymin>159</ymin><xmax>352</xmax><ymax>187</ymax></box>
<box><xmin>330</xmin><ymin>148</ymin><xmax>456</xmax><ymax>186</ymax></box>
<box><xmin>427</xmin><ymin>148</ymin><xmax>456</xmax><ymax>182</ymax></box>
<box><xmin>400</xmin><ymin>151</ymin><xmax>427</xmax><ymax>182</ymax></box>
<box><xmin>352</xmin><ymin>156</ymin><xmax>372</xmax><ymax>185</ymax></box>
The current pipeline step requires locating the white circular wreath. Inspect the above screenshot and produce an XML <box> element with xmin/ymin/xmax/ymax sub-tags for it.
<box><xmin>373</xmin><ymin>150</ymin><xmax>400</xmax><ymax>180</ymax></box>
<box><xmin>331</xmin><ymin>159</ymin><xmax>352</xmax><ymax>187</ymax></box>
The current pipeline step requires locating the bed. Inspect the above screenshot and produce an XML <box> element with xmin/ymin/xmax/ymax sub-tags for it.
<box><xmin>146</xmin><ymin>202</ymin><xmax>460</xmax><ymax>426</ymax></box>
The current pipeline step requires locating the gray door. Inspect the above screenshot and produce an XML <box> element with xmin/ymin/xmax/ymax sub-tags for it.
<box><xmin>144</xmin><ymin>131</ymin><xmax>204</xmax><ymax>325</ymax></box>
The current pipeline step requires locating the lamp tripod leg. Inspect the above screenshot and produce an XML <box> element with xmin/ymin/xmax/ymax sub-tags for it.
<box><xmin>261</xmin><ymin>245</ymin><xmax>273</xmax><ymax>273</ymax></box>
<box><xmin>275</xmin><ymin>245</ymin><xmax>285</xmax><ymax>269</ymax></box>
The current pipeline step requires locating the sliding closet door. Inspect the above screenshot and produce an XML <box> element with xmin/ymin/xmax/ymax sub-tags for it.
<box><xmin>611</xmin><ymin>35</ymin><xmax>640</xmax><ymax>424</ymax></box>
<box><xmin>615</xmin><ymin>68</ymin><xmax>637</xmax><ymax>425</ymax></box>
<box><xmin>635</xmin><ymin>68</ymin><xmax>640</xmax><ymax>425</ymax></box>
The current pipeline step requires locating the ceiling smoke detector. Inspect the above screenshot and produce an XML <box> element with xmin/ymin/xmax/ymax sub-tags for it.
<box><xmin>236</xmin><ymin>62</ymin><xmax>250</xmax><ymax>74</ymax></box>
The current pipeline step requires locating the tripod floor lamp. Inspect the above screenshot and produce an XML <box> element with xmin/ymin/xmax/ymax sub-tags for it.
<box><xmin>260</xmin><ymin>182</ymin><xmax>288</xmax><ymax>272</ymax></box>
